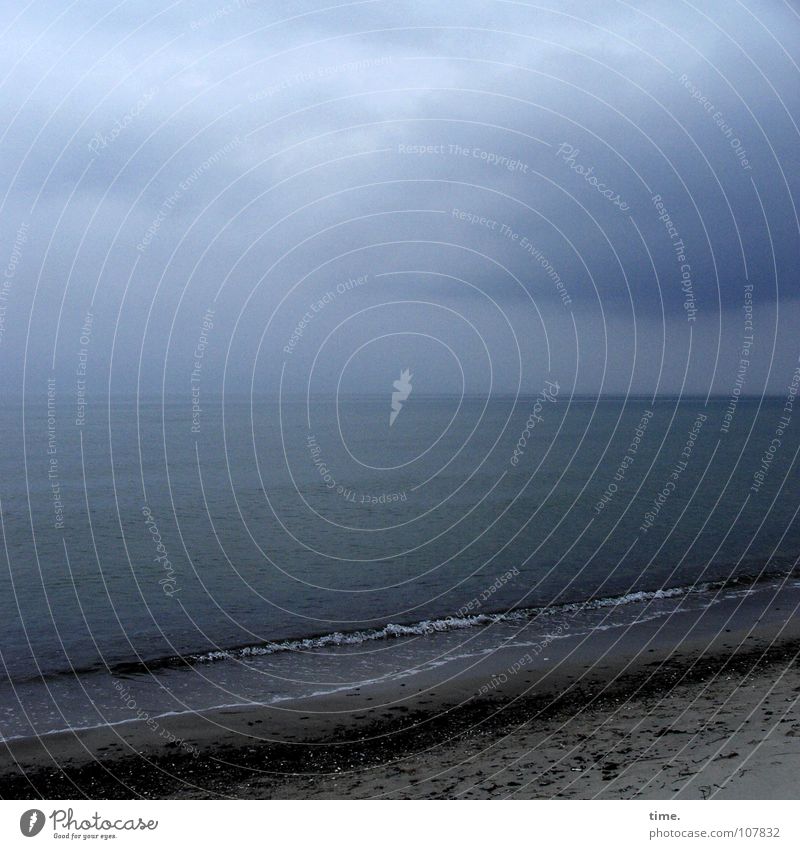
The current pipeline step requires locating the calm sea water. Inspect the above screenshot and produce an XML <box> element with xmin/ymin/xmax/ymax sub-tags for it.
<box><xmin>0</xmin><ymin>395</ymin><xmax>798</xmax><ymax>738</ymax></box>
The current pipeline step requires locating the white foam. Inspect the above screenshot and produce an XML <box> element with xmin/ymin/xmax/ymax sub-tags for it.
<box><xmin>189</xmin><ymin>581</ymin><xmax>722</xmax><ymax>664</ymax></box>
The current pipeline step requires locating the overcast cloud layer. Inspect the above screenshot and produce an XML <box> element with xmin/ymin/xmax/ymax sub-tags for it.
<box><xmin>1</xmin><ymin>0</ymin><xmax>799</xmax><ymax>397</ymax></box>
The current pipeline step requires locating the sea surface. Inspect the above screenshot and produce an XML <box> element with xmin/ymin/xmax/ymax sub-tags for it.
<box><xmin>1</xmin><ymin>395</ymin><xmax>798</xmax><ymax>740</ymax></box>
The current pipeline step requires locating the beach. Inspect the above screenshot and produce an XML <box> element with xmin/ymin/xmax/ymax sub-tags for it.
<box><xmin>2</xmin><ymin>579</ymin><xmax>798</xmax><ymax>800</ymax></box>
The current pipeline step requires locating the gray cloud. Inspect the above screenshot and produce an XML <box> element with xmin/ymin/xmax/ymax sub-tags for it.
<box><xmin>0</xmin><ymin>0</ymin><xmax>798</xmax><ymax>397</ymax></box>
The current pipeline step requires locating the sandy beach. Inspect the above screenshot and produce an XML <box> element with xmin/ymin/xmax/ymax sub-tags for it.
<box><xmin>2</xmin><ymin>581</ymin><xmax>799</xmax><ymax>800</ymax></box>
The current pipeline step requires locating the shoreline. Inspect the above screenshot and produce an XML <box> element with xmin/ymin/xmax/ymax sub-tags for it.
<box><xmin>12</xmin><ymin>569</ymin><xmax>784</xmax><ymax>683</ymax></box>
<box><xmin>2</xmin><ymin>581</ymin><xmax>799</xmax><ymax>799</ymax></box>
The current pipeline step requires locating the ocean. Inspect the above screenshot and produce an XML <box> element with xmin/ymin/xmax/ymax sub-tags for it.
<box><xmin>1</xmin><ymin>394</ymin><xmax>798</xmax><ymax>740</ymax></box>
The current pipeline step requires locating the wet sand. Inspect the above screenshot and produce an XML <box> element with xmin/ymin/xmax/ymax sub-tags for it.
<box><xmin>2</xmin><ymin>582</ymin><xmax>799</xmax><ymax>799</ymax></box>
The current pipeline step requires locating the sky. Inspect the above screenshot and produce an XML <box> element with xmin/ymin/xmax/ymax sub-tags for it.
<box><xmin>0</xmin><ymin>0</ymin><xmax>799</xmax><ymax>398</ymax></box>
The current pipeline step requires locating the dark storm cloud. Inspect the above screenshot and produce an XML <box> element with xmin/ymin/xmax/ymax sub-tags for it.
<box><xmin>0</xmin><ymin>0</ymin><xmax>798</xmax><ymax>396</ymax></box>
